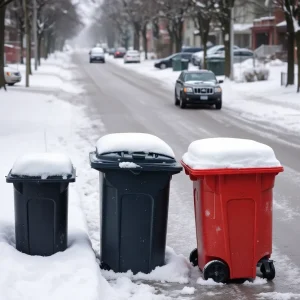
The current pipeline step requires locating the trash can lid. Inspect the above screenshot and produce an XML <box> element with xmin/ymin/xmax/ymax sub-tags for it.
<box><xmin>182</xmin><ymin>138</ymin><xmax>283</xmax><ymax>174</ymax></box>
<box><xmin>7</xmin><ymin>153</ymin><xmax>76</xmax><ymax>182</ymax></box>
<box><xmin>96</xmin><ymin>133</ymin><xmax>175</xmax><ymax>158</ymax></box>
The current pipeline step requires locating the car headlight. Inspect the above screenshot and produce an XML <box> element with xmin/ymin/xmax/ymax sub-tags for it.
<box><xmin>183</xmin><ymin>87</ymin><xmax>193</xmax><ymax>93</ymax></box>
<box><xmin>215</xmin><ymin>87</ymin><xmax>222</xmax><ymax>93</ymax></box>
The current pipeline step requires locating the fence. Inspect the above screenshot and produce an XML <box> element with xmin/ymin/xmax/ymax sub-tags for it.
<box><xmin>254</xmin><ymin>45</ymin><xmax>283</xmax><ymax>59</ymax></box>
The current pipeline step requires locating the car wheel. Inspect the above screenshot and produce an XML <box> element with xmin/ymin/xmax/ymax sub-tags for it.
<box><xmin>174</xmin><ymin>90</ymin><xmax>180</xmax><ymax>106</ymax></box>
<box><xmin>179</xmin><ymin>93</ymin><xmax>186</xmax><ymax>109</ymax></box>
<box><xmin>160</xmin><ymin>63</ymin><xmax>167</xmax><ymax>70</ymax></box>
<box><xmin>215</xmin><ymin>101</ymin><xmax>222</xmax><ymax>110</ymax></box>
<box><xmin>8</xmin><ymin>83</ymin><xmax>15</xmax><ymax>86</ymax></box>
<box><xmin>90</xmin><ymin>60</ymin><xmax>93</xmax><ymax>63</ymax></box>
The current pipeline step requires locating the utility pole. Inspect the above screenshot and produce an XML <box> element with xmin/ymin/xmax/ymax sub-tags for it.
<box><xmin>33</xmin><ymin>0</ymin><xmax>38</xmax><ymax>70</ymax></box>
<box><xmin>23</xmin><ymin>0</ymin><xmax>29</xmax><ymax>87</ymax></box>
<box><xmin>229</xmin><ymin>5</ymin><xmax>234</xmax><ymax>81</ymax></box>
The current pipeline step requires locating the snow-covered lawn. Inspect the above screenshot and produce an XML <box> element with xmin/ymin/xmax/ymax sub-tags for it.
<box><xmin>0</xmin><ymin>53</ymin><xmax>192</xmax><ymax>300</ymax></box>
<box><xmin>107</xmin><ymin>55</ymin><xmax>300</xmax><ymax>136</ymax></box>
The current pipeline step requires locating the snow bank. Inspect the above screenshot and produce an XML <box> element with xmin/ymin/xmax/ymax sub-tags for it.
<box><xmin>119</xmin><ymin>162</ymin><xmax>141</xmax><ymax>168</ymax></box>
<box><xmin>96</xmin><ymin>133</ymin><xmax>175</xmax><ymax>158</ymax></box>
<box><xmin>180</xmin><ymin>286</ymin><xmax>196</xmax><ymax>295</ymax></box>
<box><xmin>102</xmin><ymin>247</ymin><xmax>191</xmax><ymax>284</ymax></box>
<box><xmin>11</xmin><ymin>153</ymin><xmax>74</xmax><ymax>179</ymax></box>
<box><xmin>182</xmin><ymin>138</ymin><xmax>281</xmax><ymax>169</ymax></box>
<box><xmin>243</xmin><ymin>277</ymin><xmax>267</xmax><ymax>285</ymax></box>
<box><xmin>197</xmin><ymin>278</ymin><xmax>224</xmax><ymax>286</ymax></box>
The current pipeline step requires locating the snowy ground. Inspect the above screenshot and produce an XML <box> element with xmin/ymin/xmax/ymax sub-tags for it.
<box><xmin>106</xmin><ymin>54</ymin><xmax>300</xmax><ymax>136</ymax></box>
<box><xmin>0</xmin><ymin>53</ymin><xmax>197</xmax><ymax>300</ymax></box>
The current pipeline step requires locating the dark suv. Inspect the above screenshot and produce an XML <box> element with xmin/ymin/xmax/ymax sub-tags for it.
<box><xmin>174</xmin><ymin>70</ymin><xmax>223</xmax><ymax>109</ymax></box>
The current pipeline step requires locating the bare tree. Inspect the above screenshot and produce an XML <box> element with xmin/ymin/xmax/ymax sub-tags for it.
<box><xmin>213</xmin><ymin>0</ymin><xmax>235</xmax><ymax>78</ymax></box>
<box><xmin>190</xmin><ymin>0</ymin><xmax>215</xmax><ymax>69</ymax></box>
<box><xmin>271</xmin><ymin>0</ymin><xmax>299</xmax><ymax>90</ymax></box>
<box><xmin>0</xmin><ymin>0</ymin><xmax>15</xmax><ymax>90</ymax></box>
<box><xmin>155</xmin><ymin>0</ymin><xmax>191</xmax><ymax>53</ymax></box>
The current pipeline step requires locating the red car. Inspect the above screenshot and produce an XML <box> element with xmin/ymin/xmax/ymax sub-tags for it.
<box><xmin>114</xmin><ymin>47</ymin><xmax>126</xmax><ymax>58</ymax></box>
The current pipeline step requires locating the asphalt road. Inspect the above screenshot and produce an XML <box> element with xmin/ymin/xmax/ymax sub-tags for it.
<box><xmin>73</xmin><ymin>53</ymin><xmax>300</xmax><ymax>300</ymax></box>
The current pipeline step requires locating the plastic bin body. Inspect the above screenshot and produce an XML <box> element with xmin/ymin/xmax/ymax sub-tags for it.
<box><xmin>206</xmin><ymin>58</ymin><xmax>225</xmax><ymax>76</ymax></box>
<box><xmin>183</xmin><ymin>165</ymin><xmax>283</xmax><ymax>280</ymax></box>
<box><xmin>90</xmin><ymin>152</ymin><xmax>182</xmax><ymax>274</ymax></box>
<box><xmin>172</xmin><ymin>59</ymin><xmax>189</xmax><ymax>71</ymax></box>
<box><xmin>7</xmin><ymin>174</ymin><xmax>75</xmax><ymax>256</ymax></box>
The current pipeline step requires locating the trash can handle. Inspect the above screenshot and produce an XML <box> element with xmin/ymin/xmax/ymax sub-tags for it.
<box><xmin>132</xmin><ymin>153</ymin><xmax>146</xmax><ymax>160</ymax></box>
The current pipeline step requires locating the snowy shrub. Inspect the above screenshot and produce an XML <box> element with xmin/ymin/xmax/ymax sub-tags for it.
<box><xmin>269</xmin><ymin>59</ymin><xmax>284</xmax><ymax>67</ymax></box>
<box><xmin>243</xmin><ymin>69</ymin><xmax>256</xmax><ymax>82</ymax></box>
<box><xmin>255</xmin><ymin>67</ymin><xmax>269</xmax><ymax>81</ymax></box>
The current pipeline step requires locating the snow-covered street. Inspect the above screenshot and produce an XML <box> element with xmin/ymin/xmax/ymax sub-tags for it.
<box><xmin>1</xmin><ymin>50</ymin><xmax>300</xmax><ymax>299</ymax></box>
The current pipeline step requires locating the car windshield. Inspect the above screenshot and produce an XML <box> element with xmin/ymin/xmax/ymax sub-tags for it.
<box><xmin>91</xmin><ymin>47</ymin><xmax>103</xmax><ymax>54</ymax></box>
<box><xmin>127</xmin><ymin>51</ymin><xmax>139</xmax><ymax>55</ymax></box>
<box><xmin>207</xmin><ymin>46</ymin><xmax>222</xmax><ymax>54</ymax></box>
<box><xmin>117</xmin><ymin>48</ymin><xmax>126</xmax><ymax>52</ymax></box>
<box><xmin>184</xmin><ymin>72</ymin><xmax>216</xmax><ymax>82</ymax></box>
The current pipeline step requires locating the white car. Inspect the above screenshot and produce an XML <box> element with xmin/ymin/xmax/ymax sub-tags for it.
<box><xmin>4</xmin><ymin>65</ymin><xmax>21</xmax><ymax>86</ymax></box>
<box><xmin>89</xmin><ymin>47</ymin><xmax>105</xmax><ymax>63</ymax></box>
<box><xmin>192</xmin><ymin>45</ymin><xmax>240</xmax><ymax>67</ymax></box>
<box><xmin>124</xmin><ymin>50</ymin><xmax>141</xmax><ymax>63</ymax></box>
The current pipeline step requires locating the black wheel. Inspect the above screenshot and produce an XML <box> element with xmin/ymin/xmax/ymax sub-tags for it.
<box><xmin>160</xmin><ymin>63</ymin><xmax>167</xmax><ymax>69</ymax></box>
<box><xmin>203</xmin><ymin>260</ymin><xmax>230</xmax><ymax>283</ymax></box>
<box><xmin>189</xmin><ymin>248</ymin><xmax>198</xmax><ymax>267</ymax></box>
<box><xmin>174</xmin><ymin>90</ymin><xmax>179</xmax><ymax>106</ymax></box>
<box><xmin>179</xmin><ymin>93</ymin><xmax>186</xmax><ymax>109</ymax></box>
<box><xmin>215</xmin><ymin>101</ymin><xmax>222</xmax><ymax>110</ymax></box>
<box><xmin>260</xmin><ymin>261</ymin><xmax>275</xmax><ymax>281</ymax></box>
<box><xmin>8</xmin><ymin>83</ymin><xmax>15</xmax><ymax>86</ymax></box>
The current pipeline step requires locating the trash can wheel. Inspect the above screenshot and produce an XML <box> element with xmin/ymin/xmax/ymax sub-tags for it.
<box><xmin>189</xmin><ymin>248</ymin><xmax>198</xmax><ymax>267</ymax></box>
<box><xmin>203</xmin><ymin>260</ymin><xmax>230</xmax><ymax>283</ymax></box>
<box><xmin>100</xmin><ymin>262</ymin><xmax>111</xmax><ymax>271</ymax></box>
<box><xmin>260</xmin><ymin>260</ymin><xmax>275</xmax><ymax>281</ymax></box>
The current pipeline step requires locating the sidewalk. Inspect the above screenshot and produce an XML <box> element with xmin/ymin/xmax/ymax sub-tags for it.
<box><xmin>0</xmin><ymin>52</ymin><xmax>192</xmax><ymax>300</ymax></box>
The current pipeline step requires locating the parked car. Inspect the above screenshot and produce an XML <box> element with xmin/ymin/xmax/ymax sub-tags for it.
<box><xmin>192</xmin><ymin>45</ymin><xmax>240</xmax><ymax>67</ymax></box>
<box><xmin>89</xmin><ymin>47</ymin><xmax>105</xmax><ymax>63</ymax></box>
<box><xmin>182</xmin><ymin>47</ymin><xmax>203</xmax><ymax>53</ymax></box>
<box><xmin>124</xmin><ymin>50</ymin><xmax>141</xmax><ymax>63</ymax></box>
<box><xmin>114</xmin><ymin>47</ymin><xmax>126</xmax><ymax>58</ymax></box>
<box><xmin>4</xmin><ymin>65</ymin><xmax>21</xmax><ymax>86</ymax></box>
<box><xmin>154</xmin><ymin>53</ymin><xmax>192</xmax><ymax>70</ymax></box>
<box><xmin>108</xmin><ymin>48</ymin><xmax>115</xmax><ymax>55</ymax></box>
<box><xmin>208</xmin><ymin>48</ymin><xmax>254</xmax><ymax>63</ymax></box>
<box><xmin>174</xmin><ymin>70</ymin><xmax>223</xmax><ymax>109</ymax></box>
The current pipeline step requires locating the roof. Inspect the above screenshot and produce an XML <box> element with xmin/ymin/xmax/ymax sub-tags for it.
<box><xmin>183</xmin><ymin>70</ymin><xmax>213</xmax><ymax>74</ymax></box>
<box><xmin>276</xmin><ymin>21</ymin><xmax>286</xmax><ymax>27</ymax></box>
<box><xmin>234</xmin><ymin>23</ymin><xmax>252</xmax><ymax>32</ymax></box>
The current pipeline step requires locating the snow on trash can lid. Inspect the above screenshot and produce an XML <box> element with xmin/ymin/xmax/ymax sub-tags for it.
<box><xmin>96</xmin><ymin>133</ymin><xmax>175</xmax><ymax>158</ymax></box>
<box><xmin>182</xmin><ymin>138</ymin><xmax>282</xmax><ymax>170</ymax></box>
<box><xmin>11</xmin><ymin>153</ymin><xmax>74</xmax><ymax>179</ymax></box>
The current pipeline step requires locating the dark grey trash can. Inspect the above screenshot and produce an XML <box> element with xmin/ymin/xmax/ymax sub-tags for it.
<box><xmin>90</xmin><ymin>135</ymin><xmax>182</xmax><ymax>274</ymax></box>
<box><xmin>6</xmin><ymin>153</ymin><xmax>76</xmax><ymax>256</ymax></box>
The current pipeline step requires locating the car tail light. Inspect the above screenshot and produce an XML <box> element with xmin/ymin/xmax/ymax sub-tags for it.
<box><xmin>116</xmin><ymin>52</ymin><xmax>120</xmax><ymax>54</ymax></box>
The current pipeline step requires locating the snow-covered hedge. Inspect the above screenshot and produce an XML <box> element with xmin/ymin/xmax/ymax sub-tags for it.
<box><xmin>243</xmin><ymin>69</ymin><xmax>256</xmax><ymax>82</ymax></box>
<box><xmin>255</xmin><ymin>67</ymin><xmax>270</xmax><ymax>81</ymax></box>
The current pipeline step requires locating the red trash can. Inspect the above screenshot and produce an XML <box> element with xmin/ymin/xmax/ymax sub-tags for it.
<box><xmin>182</xmin><ymin>138</ymin><xmax>283</xmax><ymax>283</ymax></box>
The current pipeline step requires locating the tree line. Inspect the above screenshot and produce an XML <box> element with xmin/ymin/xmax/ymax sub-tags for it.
<box><xmin>0</xmin><ymin>0</ymin><xmax>82</xmax><ymax>89</ymax></box>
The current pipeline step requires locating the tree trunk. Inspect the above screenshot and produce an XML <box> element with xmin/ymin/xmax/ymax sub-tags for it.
<box><xmin>174</xmin><ymin>20</ymin><xmax>183</xmax><ymax>53</ymax></box>
<box><xmin>37</xmin><ymin>34</ymin><xmax>42</xmax><ymax>66</ymax></box>
<box><xmin>133</xmin><ymin>25</ymin><xmax>140</xmax><ymax>51</ymax></box>
<box><xmin>19</xmin><ymin>26</ymin><xmax>24</xmax><ymax>64</ymax></box>
<box><xmin>142</xmin><ymin>25</ymin><xmax>148</xmax><ymax>60</ymax></box>
<box><xmin>0</xmin><ymin>5</ymin><xmax>6</xmax><ymax>90</ymax></box>
<box><xmin>222</xmin><ymin>23</ymin><xmax>231</xmax><ymax>78</ymax></box>
<box><xmin>296</xmin><ymin>31</ymin><xmax>300</xmax><ymax>92</ymax></box>
<box><xmin>286</xmin><ymin>29</ymin><xmax>295</xmax><ymax>86</ymax></box>
<box><xmin>28</xmin><ymin>28</ymin><xmax>32</xmax><ymax>75</ymax></box>
<box><xmin>23</xmin><ymin>0</ymin><xmax>30</xmax><ymax>87</ymax></box>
